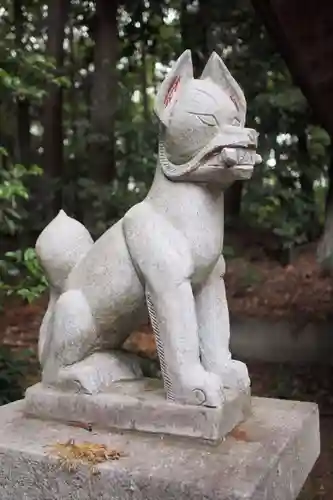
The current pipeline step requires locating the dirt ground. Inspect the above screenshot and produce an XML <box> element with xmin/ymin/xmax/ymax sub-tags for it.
<box><xmin>1</xmin><ymin>243</ymin><xmax>333</xmax><ymax>498</ymax></box>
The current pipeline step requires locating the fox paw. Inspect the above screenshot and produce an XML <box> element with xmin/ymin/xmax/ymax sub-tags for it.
<box><xmin>217</xmin><ymin>360</ymin><xmax>250</xmax><ymax>391</ymax></box>
<box><xmin>170</xmin><ymin>367</ymin><xmax>225</xmax><ymax>408</ymax></box>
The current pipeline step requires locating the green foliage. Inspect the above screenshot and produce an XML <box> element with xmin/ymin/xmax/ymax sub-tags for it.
<box><xmin>223</xmin><ymin>245</ymin><xmax>236</xmax><ymax>259</ymax></box>
<box><xmin>0</xmin><ymin>30</ymin><xmax>70</xmax><ymax>103</ymax></box>
<box><xmin>307</xmin><ymin>126</ymin><xmax>331</xmax><ymax>163</ymax></box>
<box><xmin>0</xmin><ymin>144</ymin><xmax>45</xmax><ymax>302</ymax></box>
<box><xmin>0</xmin><ymin>346</ymin><xmax>32</xmax><ymax>405</ymax></box>
<box><xmin>0</xmin><ymin>148</ymin><xmax>42</xmax><ymax>235</ymax></box>
<box><xmin>78</xmin><ymin>178</ymin><xmax>149</xmax><ymax>235</ymax></box>
<box><xmin>244</xmin><ymin>180</ymin><xmax>311</xmax><ymax>250</ymax></box>
<box><xmin>0</xmin><ymin>248</ymin><xmax>48</xmax><ymax>304</ymax></box>
<box><xmin>0</xmin><ymin>0</ymin><xmax>331</xmax><ymax>278</ymax></box>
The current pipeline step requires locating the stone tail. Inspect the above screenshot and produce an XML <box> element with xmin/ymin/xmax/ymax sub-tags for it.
<box><xmin>35</xmin><ymin>209</ymin><xmax>94</xmax><ymax>365</ymax></box>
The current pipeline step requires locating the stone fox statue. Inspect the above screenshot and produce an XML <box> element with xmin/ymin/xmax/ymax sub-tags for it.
<box><xmin>36</xmin><ymin>50</ymin><xmax>261</xmax><ymax>408</ymax></box>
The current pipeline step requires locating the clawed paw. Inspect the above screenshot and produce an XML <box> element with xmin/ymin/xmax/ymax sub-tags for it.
<box><xmin>171</xmin><ymin>368</ymin><xmax>225</xmax><ymax>408</ymax></box>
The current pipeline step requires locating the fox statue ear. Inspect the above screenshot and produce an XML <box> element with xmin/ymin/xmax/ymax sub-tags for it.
<box><xmin>201</xmin><ymin>51</ymin><xmax>246</xmax><ymax>125</ymax></box>
<box><xmin>154</xmin><ymin>50</ymin><xmax>193</xmax><ymax>126</ymax></box>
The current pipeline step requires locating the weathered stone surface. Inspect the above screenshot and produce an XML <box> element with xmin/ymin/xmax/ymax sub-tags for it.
<box><xmin>36</xmin><ymin>49</ymin><xmax>261</xmax><ymax>407</ymax></box>
<box><xmin>24</xmin><ymin>379</ymin><xmax>251</xmax><ymax>443</ymax></box>
<box><xmin>0</xmin><ymin>397</ymin><xmax>319</xmax><ymax>500</ymax></box>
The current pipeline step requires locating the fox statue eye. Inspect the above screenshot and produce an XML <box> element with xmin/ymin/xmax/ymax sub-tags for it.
<box><xmin>232</xmin><ymin>117</ymin><xmax>241</xmax><ymax>126</ymax></box>
<box><xmin>196</xmin><ymin>114</ymin><xmax>218</xmax><ymax>127</ymax></box>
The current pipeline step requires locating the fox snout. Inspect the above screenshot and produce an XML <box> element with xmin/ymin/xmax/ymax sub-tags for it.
<box><xmin>211</xmin><ymin>126</ymin><xmax>261</xmax><ymax>172</ymax></box>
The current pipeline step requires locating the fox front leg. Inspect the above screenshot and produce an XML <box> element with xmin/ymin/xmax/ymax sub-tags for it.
<box><xmin>195</xmin><ymin>256</ymin><xmax>250</xmax><ymax>391</ymax></box>
<box><xmin>123</xmin><ymin>203</ymin><xmax>224</xmax><ymax>407</ymax></box>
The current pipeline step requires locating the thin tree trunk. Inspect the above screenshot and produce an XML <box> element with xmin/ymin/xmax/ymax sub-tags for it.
<box><xmin>317</xmin><ymin>141</ymin><xmax>333</xmax><ymax>271</ymax></box>
<box><xmin>224</xmin><ymin>182</ymin><xmax>243</xmax><ymax>220</ymax></box>
<box><xmin>43</xmin><ymin>0</ymin><xmax>69</xmax><ymax>217</ymax></box>
<box><xmin>141</xmin><ymin>32</ymin><xmax>149</xmax><ymax>122</ymax></box>
<box><xmin>89</xmin><ymin>0</ymin><xmax>118</xmax><ymax>182</ymax></box>
<box><xmin>180</xmin><ymin>0</ymin><xmax>210</xmax><ymax>76</ymax></box>
<box><xmin>298</xmin><ymin>131</ymin><xmax>319</xmax><ymax>241</ymax></box>
<box><xmin>14</xmin><ymin>0</ymin><xmax>31</xmax><ymax>166</ymax></box>
<box><xmin>65</xmin><ymin>13</ymin><xmax>81</xmax><ymax>220</ymax></box>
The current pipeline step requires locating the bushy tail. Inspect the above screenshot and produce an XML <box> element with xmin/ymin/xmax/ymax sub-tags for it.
<box><xmin>36</xmin><ymin>210</ymin><xmax>94</xmax><ymax>292</ymax></box>
<box><xmin>36</xmin><ymin>210</ymin><xmax>94</xmax><ymax>364</ymax></box>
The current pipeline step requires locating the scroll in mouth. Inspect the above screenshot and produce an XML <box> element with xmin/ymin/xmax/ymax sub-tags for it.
<box><xmin>221</xmin><ymin>147</ymin><xmax>262</xmax><ymax>167</ymax></box>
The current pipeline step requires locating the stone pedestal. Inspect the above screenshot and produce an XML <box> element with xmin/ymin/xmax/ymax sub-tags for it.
<box><xmin>0</xmin><ymin>397</ymin><xmax>319</xmax><ymax>500</ymax></box>
<box><xmin>24</xmin><ymin>379</ymin><xmax>251</xmax><ymax>443</ymax></box>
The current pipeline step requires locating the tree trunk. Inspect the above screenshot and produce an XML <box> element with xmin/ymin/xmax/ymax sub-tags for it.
<box><xmin>14</xmin><ymin>0</ymin><xmax>31</xmax><ymax>166</ymax></box>
<box><xmin>224</xmin><ymin>182</ymin><xmax>243</xmax><ymax>221</ymax></box>
<box><xmin>180</xmin><ymin>0</ymin><xmax>211</xmax><ymax>76</ymax></box>
<box><xmin>65</xmin><ymin>13</ymin><xmax>81</xmax><ymax>220</ymax></box>
<box><xmin>43</xmin><ymin>0</ymin><xmax>69</xmax><ymax>217</ymax></box>
<box><xmin>89</xmin><ymin>0</ymin><xmax>118</xmax><ymax>182</ymax></box>
<box><xmin>317</xmin><ymin>140</ymin><xmax>333</xmax><ymax>271</ymax></box>
<box><xmin>140</xmin><ymin>8</ymin><xmax>149</xmax><ymax>124</ymax></box>
<box><xmin>298</xmin><ymin>131</ymin><xmax>319</xmax><ymax>241</ymax></box>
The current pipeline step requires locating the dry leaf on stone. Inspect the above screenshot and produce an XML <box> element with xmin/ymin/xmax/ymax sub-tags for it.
<box><xmin>46</xmin><ymin>439</ymin><xmax>123</xmax><ymax>475</ymax></box>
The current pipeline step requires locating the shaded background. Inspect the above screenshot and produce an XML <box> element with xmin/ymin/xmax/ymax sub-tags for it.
<box><xmin>1</xmin><ymin>0</ymin><xmax>333</xmax><ymax>498</ymax></box>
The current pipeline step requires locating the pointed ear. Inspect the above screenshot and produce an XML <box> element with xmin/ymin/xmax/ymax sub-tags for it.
<box><xmin>154</xmin><ymin>50</ymin><xmax>193</xmax><ymax>125</ymax></box>
<box><xmin>201</xmin><ymin>52</ymin><xmax>246</xmax><ymax>125</ymax></box>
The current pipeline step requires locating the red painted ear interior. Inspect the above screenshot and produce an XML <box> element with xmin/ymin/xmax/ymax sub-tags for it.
<box><xmin>164</xmin><ymin>75</ymin><xmax>181</xmax><ymax>107</ymax></box>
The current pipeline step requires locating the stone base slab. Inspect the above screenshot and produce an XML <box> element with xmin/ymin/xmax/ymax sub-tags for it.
<box><xmin>24</xmin><ymin>379</ymin><xmax>251</xmax><ymax>443</ymax></box>
<box><xmin>0</xmin><ymin>397</ymin><xmax>319</xmax><ymax>500</ymax></box>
